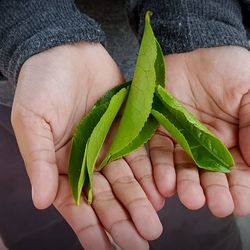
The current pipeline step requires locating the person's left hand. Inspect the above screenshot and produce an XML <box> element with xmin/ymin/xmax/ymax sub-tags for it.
<box><xmin>148</xmin><ymin>46</ymin><xmax>250</xmax><ymax>217</ymax></box>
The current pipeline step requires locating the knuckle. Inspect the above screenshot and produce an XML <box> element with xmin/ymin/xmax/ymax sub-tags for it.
<box><xmin>128</xmin><ymin>154</ymin><xmax>148</xmax><ymax>166</ymax></box>
<box><xmin>150</xmin><ymin>144</ymin><xmax>174</xmax><ymax>155</ymax></box>
<box><xmin>27</xmin><ymin>148</ymin><xmax>56</xmax><ymax>166</ymax></box>
<box><xmin>127</xmin><ymin>196</ymin><xmax>151</xmax><ymax>210</ymax></box>
<box><xmin>76</xmin><ymin>223</ymin><xmax>102</xmax><ymax>237</ymax></box>
<box><xmin>153</xmin><ymin>161</ymin><xmax>169</xmax><ymax>169</ymax></box>
<box><xmin>176</xmin><ymin>162</ymin><xmax>194</xmax><ymax>169</ymax></box>
<box><xmin>109</xmin><ymin>218</ymin><xmax>130</xmax><ymax>232</ymax></box>
<box><xmin>112</xmin><ymin>174</ymin><xmax>136</xmax><ymax>187</ymax></box>
<box><xmin>54</xmin><ymin>193</ymin><xmax>76</xmax><ymax>211</ymax></box>
<box><xmin>94</xmin><ymin>189</ymin><xmax>115</xmax><ymax>203</ymax></box>
<box><xmin>138</xmin><ymin>174</ymin><xmax>153</xmax><ymax>183</ymax></box>
<box><xmin>178</xmin><ymin>178</ymin><xmax>195</xmax><ymax>187</ymax></box>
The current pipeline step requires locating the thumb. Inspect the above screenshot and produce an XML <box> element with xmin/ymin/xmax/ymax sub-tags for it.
<box><xmin>239</xmin><ymin>89</ymin><xmax>250</xmax><ymax>165</ymax></box>
<box><xmin>11</xmin><ymin>105</ymin><xmax>58</xmax><ymax>209</ymax></box>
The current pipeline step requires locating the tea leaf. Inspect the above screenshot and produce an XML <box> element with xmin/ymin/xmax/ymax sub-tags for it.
<box><xmin>86</xmin><ymin>87</ymin><xmax>128</xmax><ymax>203</ymax></box>
<box><xmin>101</xmin><ymin>11</ymin><xmax>158</xmax><ymax>164</ymax></box>
<box><xmin>100</xmin><ymin>115</ymin><xmax>158</xmax><ymax>168</ymax></box>
<box><xmin>75</xmin><ymin>142</ymin><xmax>88</xmax><ymax>205</ymax></box>
<box><xmin>152</xmin><ymin>85</ymin><xmax>234</xmax><ymax>172</ymax></box>
<box><xmin>155</xmin><ymin>40</ymin><xmax>166</xmax><ymax>87</ymax></box>
<box><xmin>69</xmin><ymin>103</ymin><xmax>108</xmax><ymax>203</ymax></box>
<box><xmin>69</xmin><ymin>82</ymin><xmax>130</xmax><ymax>204</ymax></box>
<box><xmin>100</xmin><ymin>13</ymin><xmax>166</xmax><ymax>167</ymax></box>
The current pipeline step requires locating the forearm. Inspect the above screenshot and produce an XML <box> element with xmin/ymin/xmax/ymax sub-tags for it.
<box><xmin>127</xmin><ymin>0</ymin><xmax>249</xmax><ymax>54</ymax></box>
<box><xmin>0</xmin><ymin>0</ymin><xmax>105</xmax><ymax>84</ymax></box>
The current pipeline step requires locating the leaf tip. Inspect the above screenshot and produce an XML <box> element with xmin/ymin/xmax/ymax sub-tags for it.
<box><xmin>87</xmin><ymin>196</ymin><xmax>93</xmax><ymax>205</ymax></box>
<box><xmin>75</xmin><ymin>195</ymin><xmax>81</xmax><ymax>206</ymax></box>
<box><xmin>146</xmin><ymin>10</ymin><xmax>153</xmax><ymax>20</ymax></box>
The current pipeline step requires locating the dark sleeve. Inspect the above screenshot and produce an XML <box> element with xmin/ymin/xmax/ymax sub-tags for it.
<box><xmin>127</xmin><ymin>0</ymin><xmax>249</xmax><ymax>55</ymax></box>
<box><xmin>0</xmin><ymin>0</ymin><xmax>105</xmax><ymax>84</ymax></box>
<box><xmin>240</xmin><ymin>0</ymin><xmax>250</xmax><ymax>38</ymax></box>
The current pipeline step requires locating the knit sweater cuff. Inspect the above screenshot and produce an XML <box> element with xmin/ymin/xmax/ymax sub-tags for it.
<box><xmin>0</xmin><ymin>0</ymin><xmax>105</xmax><ymax>84</ymax></box>
<box><xmin>136</xmin><ymin>0</ymin><xmax>249</xmax><ymax>55</ymax></box>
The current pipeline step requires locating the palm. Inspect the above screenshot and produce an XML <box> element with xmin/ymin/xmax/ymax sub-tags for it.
<box><xmin>12</xmin><ymin>42</ymin><xmax>121</xmax><ymax>199</ymax></box>
<box><xmin>163</xmin><ymin>46</ymin><xmax>250</xmax><ymax>216</ymax></box>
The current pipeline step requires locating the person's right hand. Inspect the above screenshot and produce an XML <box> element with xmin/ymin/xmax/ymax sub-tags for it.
<box><xmin>11</xmin><ymin>42</ymin><xmax>164</xmax><ymax>249</ymax></box>
<box><xmin>149</xmin><ymin>46</ymin><xmax>250</xmax><ymax>218</ymax></box>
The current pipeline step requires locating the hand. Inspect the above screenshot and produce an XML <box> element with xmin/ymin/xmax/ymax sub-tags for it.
<box><xmin>11</xmin><ymin>42</ymin><xmax>163</xmax><ymax>249</ymax></box>
<box><xmin>149</xmin><ymin>46</ymin><xmax>250</xmax><ymax>217</ymax></box>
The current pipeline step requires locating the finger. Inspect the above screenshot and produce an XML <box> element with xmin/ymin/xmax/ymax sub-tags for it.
<box><xmin>102</xmin><ymin>159</ymin><xmax>162</xmax><ymax>240</ymax></box>
<box><xmin>125</xmin><ymin>146</ymin><xmax>165</xmax><ymax>211</ymax></box>
<box><xmin>239</xmin><ymin>89</ymin><xmax>250</xmax><ymax>165</ymax></box>
<box><xmin>228</xmin><ymin>149</ymin><xmax>250</xmax><ymax>216</ymax></box>
<box><xmin>200</xmin><ymin>171</ymin><xmax>234</xmax><ymax>217</ymax></box>
<box><xmin>54</xmin><ymin>176</ymin><xmax>112</xmax><ymax>250</ymax></box>
<box><xmin>175</xmin><ymin>146</ymin><xmax>205</xmax><ymax>210</ymax></box>
<box><xmin>11</xmin><ymin>106</ymin><xmax>58</xmax><ymax>209</ymax></box>
<box><xmin>92</xmin><ymin>172</ymin><xmax>149</xmax><ymax>250</ymax></box>
<box><xmin>148</xmin><ymin>128</ymin><xmax>176</xmax><ymax>197</ymax></box>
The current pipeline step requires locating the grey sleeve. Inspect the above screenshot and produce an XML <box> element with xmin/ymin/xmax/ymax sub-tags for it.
<box><xmin>127</xmin><ymin>0</ymin><xmax>249</xmax><ymax>55</ymax></box>
<box><xmin>0</xmin><ymin>0</ymin><xmax>105</xmax><ymax>84</ymax></box>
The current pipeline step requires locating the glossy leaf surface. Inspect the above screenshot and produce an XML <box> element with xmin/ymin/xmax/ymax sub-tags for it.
<box><xmin>69</xmin><ymin>83</ymin><xmax>129</xmax><ymax>204</ymax></box>
<box><xmin>100</xmin><ymin>115</ymin><xmax>158</xmax><ymax>168</ymax></box>
<box><xmin>152</xmin><ymin>85</ymin><xmax>234</xmax><ymax>172</ymax></box>
<box><xmin>102</xmin><ymin>11</ymin><xmax>158</xmax><ymax>163</ymax></box>
<box><xmin>69</xmin><ymin>103</ymin><xmax>108</xmax><ymax>203</ymax></box>
<box><xmin>86</xmin><ymin>87</ymin><xmax>128</xmax><ymax>203</ymax></box>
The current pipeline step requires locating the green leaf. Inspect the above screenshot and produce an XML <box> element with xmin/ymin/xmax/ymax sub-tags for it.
<box><xmin>69</xmin><ymin>82</ymin><xmax>130</xmax><ymax>204</ymax></box>
<box><xmin>110</xmin><ymin>115</ymin><xmax>158</xmax><ymax>160</ymax></box>
<box><xmin>101</xmin><ymin>11</ymin><xmax>158</xmax><ymax>164</ymax></box>
<box><xmin>100</xmin><ymin>115</ymin><xmax>158</xmax><ymax>169</ymax></box>
<box><xmin>100</xmin><ymin>13</ymin><xmax>166</xmax><ymax>168</ymax></box>
<box><xmin>68</xmin><ymin>103</ymin><xmax>108</xmax><ymax>203</ymax></box>
<box><xmin>86</xmin><ymin>87</ymin><xmax>128</xmax><ymax>203</ymax></box>
<box><xmin>75</xmin><ymin>142</ymin><xmax>88</xmax><ymax>205</ymax></box>
<box><xmin>155</xmin><ymin>40</ymin><xmax>166</xmax><ymax>87</ymax></box>
<box><xmin>152</xmin><ymin>85</ymin><xmax>234</xmax><ymax>173</ymax></box>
